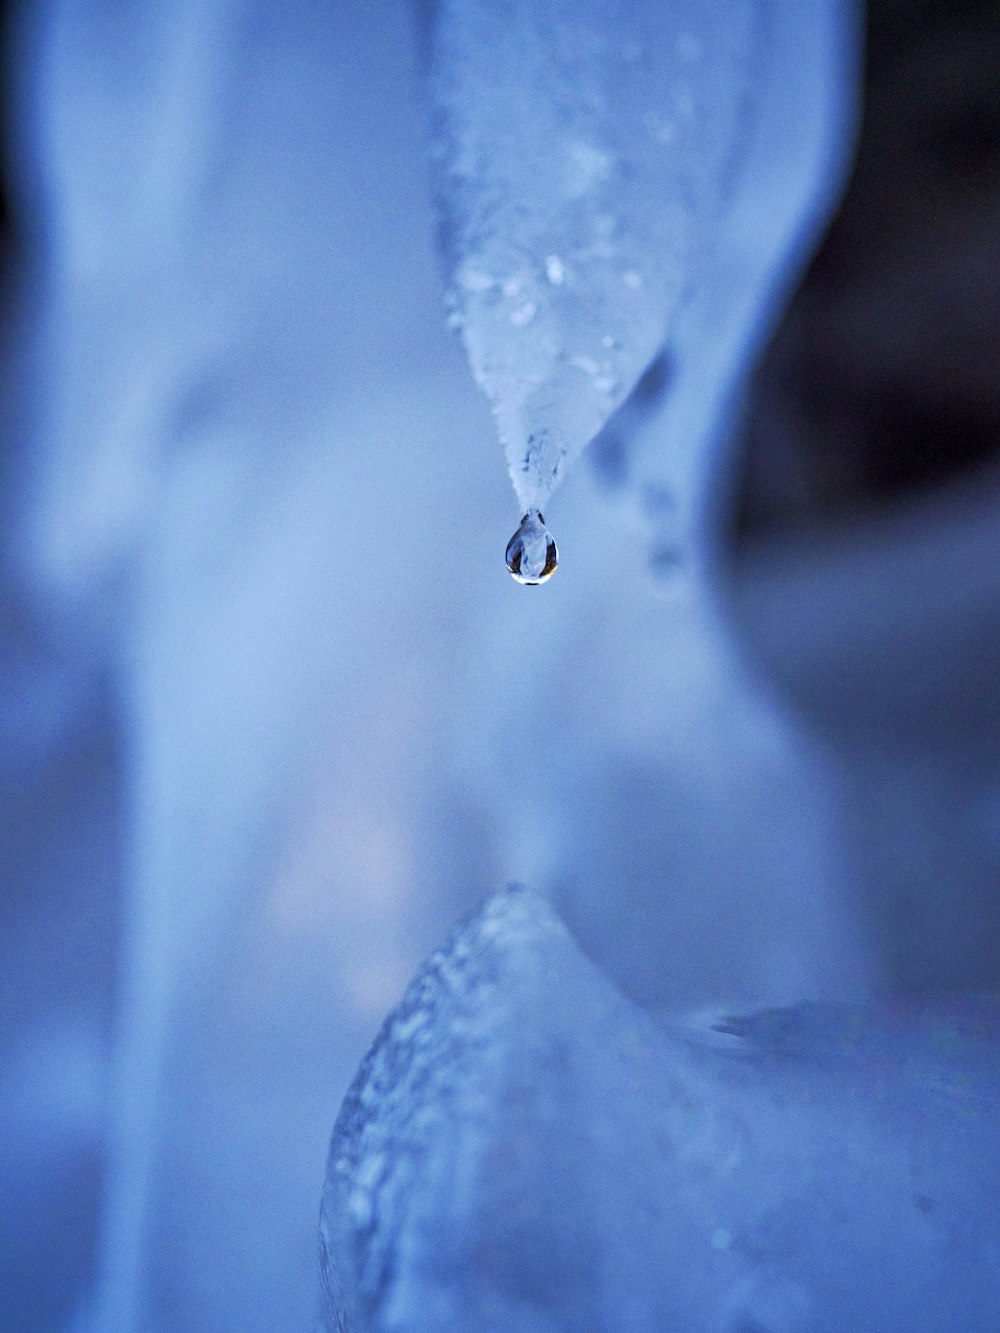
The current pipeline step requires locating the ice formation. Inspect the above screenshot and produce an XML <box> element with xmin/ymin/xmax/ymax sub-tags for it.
<box><xmin>14</xmin><ymin>1</ymin><xmax>999</xmax><ymax>1330</ymax></box>
<box><xmin>5</xmin><ymin>2</ymin><xmax>862</xmax><ymax>1323</ymax></box>
<box><xmin>427</xmin><ymin>0</ymin><xmax>757</xmax><ymax>517</ymax></box>
<box><xmin>322</xmin><ymin>886</ymin><xmax>1000</xmax><ymax>1332</ymax></box>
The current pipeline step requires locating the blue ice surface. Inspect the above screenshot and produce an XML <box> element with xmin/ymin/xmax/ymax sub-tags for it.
<box><xmin>430</xmin><ymin>0</ymin><xmax>759</xmax><ymax>516</ymax></box>
<box><xmin>322</xmin><ymin>886</ymin><xmax>1000</xmax><ymax>1331</ymax></box>
<box><xmin>1</xmin><ymin>0</ymin><xmax>998</xmax><ymax>1329</ymax></box>
<box><xmin>429</xmin><ymin>0</ymin><xmax>860</xmax><ymax>568</ymax></box>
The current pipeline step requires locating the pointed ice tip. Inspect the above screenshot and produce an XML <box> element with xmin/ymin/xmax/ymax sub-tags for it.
<box><xmin>471</xmin><ymin>880</ymin><xmax>564</xmax><ymax>938</ymax></box>
<box><xmin>411</xmin><ymin>882</ymin><xmax>569</xmax><ymax>978</ymax></box>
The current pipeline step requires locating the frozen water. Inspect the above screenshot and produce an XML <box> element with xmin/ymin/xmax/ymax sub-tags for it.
<box><xmin>505</xmin><ymin>510</ymin><xmax>558</xmax><ymax>585</ymax></box>
<box><xmin>427</xmin><ymin>0</ymin><xmax>758</xmax><ymax>517</ymax></box>
<box><xmin>322</xmin><ymin>886</ymin><xmax>1000</xmax><ymax>1332</ymax></box>
<box><xmin>2</xmin><ymin>0</ymin><xmax>956</xmax><ymax>1328</ymax></box>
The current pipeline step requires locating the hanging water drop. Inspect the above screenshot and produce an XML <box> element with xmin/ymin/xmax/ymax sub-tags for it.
<box><xmin>505</xmin><ymin>510</ymin><xmax>558</xmax><ymax>585</ymax></box>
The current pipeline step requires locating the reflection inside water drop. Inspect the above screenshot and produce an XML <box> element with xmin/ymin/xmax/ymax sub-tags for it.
<box><xmin>506</xmin><ymin>510</ymin><xmax>558</xmax><ymax>585</ymax></box>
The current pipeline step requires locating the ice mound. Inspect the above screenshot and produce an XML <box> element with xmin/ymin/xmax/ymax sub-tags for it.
<box><xmin>321</xmin><ymin>885</ymin><xmax>1000</xmax><ymax>1330</ymax></box>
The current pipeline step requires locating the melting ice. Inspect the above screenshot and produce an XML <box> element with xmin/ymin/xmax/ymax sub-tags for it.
<box><xmin>505</xmin><ymin>509</ymin><xmax>558</xmax><ymax>585</ymax></box>
<box><xmin>427</xmin><ymin>0</ymin><xmax>757</xmax><ymax>517</ymax></box>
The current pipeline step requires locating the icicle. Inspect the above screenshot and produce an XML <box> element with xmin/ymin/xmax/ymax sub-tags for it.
<box><xmin>426</xmin><ymin>0</ymin><xmax>758</xmax><ymax>560</ymax></box>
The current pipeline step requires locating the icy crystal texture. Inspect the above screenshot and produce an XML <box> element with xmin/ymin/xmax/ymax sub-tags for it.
<box><xmin>428</xmin><ymin>0</ymin><xmax>757</xmax><ymax>514</ymax></box>
<box><xmin>323</xmin><ymin>886</ymin><xmax>1000</xmax><ymax>1331</ymax></box>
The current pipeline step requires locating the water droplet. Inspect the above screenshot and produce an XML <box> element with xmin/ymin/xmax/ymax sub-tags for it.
<box><xmin>509</xmin><ymin>301</ymin><xmax>537</xmax><ymax>327</ymax></box>
<box><xmin>505</xmin><ymin>510</ymin><xmax>558</xmax><ymax>585</ymax></box>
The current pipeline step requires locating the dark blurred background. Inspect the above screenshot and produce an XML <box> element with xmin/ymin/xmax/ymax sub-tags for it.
<box><xmin>738</xmin><ymin>0</ymin><xmax>1000</xmax><ymax>532</ymax></box>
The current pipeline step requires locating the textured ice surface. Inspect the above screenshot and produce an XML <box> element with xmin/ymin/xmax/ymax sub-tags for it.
<box><xmin>428</xmin><ymin>0</ymin><xmax>757</xmax><ymax>514</ymax></box>
<box><xmin>322</xmin><ymin>886</ymin><xmax>1000</xmax><ymax>1331</ymax></box>
<box><xmin>2</xmin><ymin>2</ymin><xmax>931</xmax><ymax>1328</ymax></box>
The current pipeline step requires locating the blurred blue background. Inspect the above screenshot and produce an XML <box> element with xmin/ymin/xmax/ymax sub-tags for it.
<box><xmin>1</xmin><ymin>1</ymin><xmax>998</xmax><ymax>1328</ymax></box>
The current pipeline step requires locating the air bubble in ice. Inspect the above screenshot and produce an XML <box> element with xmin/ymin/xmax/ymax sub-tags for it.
<box><xmin>505</xmin><ymin>510</ymin><xmax>558</xmax><ymax>585</ymax></box>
